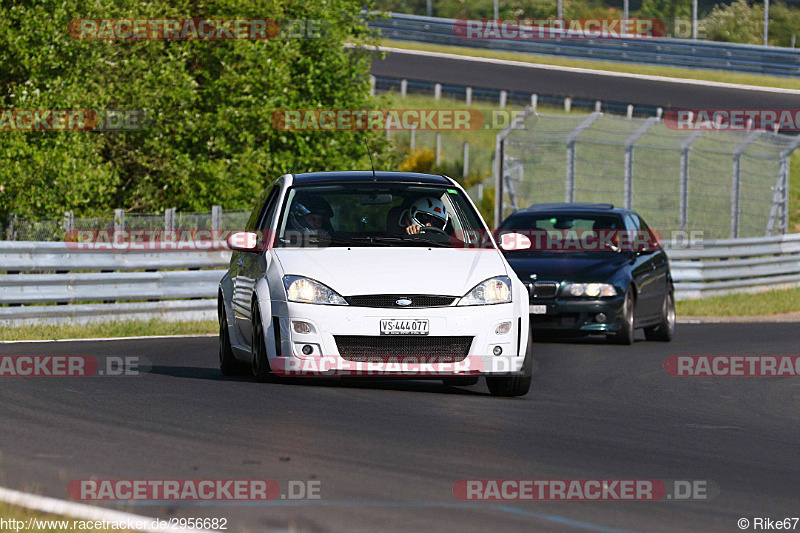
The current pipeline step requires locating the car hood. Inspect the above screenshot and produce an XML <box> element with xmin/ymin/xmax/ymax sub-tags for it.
<box><xmin>274</xmin><ymin>247</ymin><xmax>508</xmax><ymax>297</ymax></box>
<box><xmin>505</xmin><ymin>253</ymin><xmax>630</xmax><ymax>282</ymax></box>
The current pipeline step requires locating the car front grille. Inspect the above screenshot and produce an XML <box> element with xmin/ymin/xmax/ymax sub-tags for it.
<box><xmin>345</xmin><ymin>295</ymin><xmax>457</xmax><ymax>308</ymax></box>
<box><xmin>525</xmin><ymin>282</ymin><xmax>559</xmax><ymax>299</ymax></box>
<box><xmin>335</xmin><ymin>335</ymin><xmax>472</xmax><ymax>362</ymax></box>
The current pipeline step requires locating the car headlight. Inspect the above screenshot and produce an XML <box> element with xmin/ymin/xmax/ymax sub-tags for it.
<box><xmin>283</xmin><ymin>276</ymin><xmax>348</xmax><ymax>305</ymax></box>
<box><xmin>458</xmin><ymin>276</ymin><xmax>512</xmax><ymax>306</ymax></box>
<box><xmin>563</xmin><ymin>283</ymin><xmax>617</xmax><ymax>297</ymax></box>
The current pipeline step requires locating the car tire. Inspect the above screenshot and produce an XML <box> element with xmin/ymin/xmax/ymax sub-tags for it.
<box><xmin>219</xmin><ymin>304</ymin><xmax>239</xmax><ymax>376</ymax></box>
<box><xmin>251</xmin><ymin>302</ymin><xmax>273</xmax><ymax>382</ymax></box>
<box><xmin>486</xmin><ymin>330</ymin><xmax>533</xmax><ymax>397</ymax></box>
<box><xmin>644</xmin><ymin>288</ymin><xmax>675</xmax><ymax>342</ymax></box>
<box><xmin>443</xmin><ymin>376</ymin><xmax>480</xmax><ymax>387</ymax></box>
<box><xmin>611</xmin><ymin>288</ymin><xmax>635</xmax><ymax>345</ymax></box>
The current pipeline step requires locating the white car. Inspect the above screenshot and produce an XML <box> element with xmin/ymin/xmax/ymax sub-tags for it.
<box><xmin>218</xmin><ymin>171</ymin><xmax>532</xmax><ymax>396</ymax></box>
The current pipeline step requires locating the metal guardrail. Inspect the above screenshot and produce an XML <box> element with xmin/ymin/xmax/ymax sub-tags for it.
<box><xmin>665</xmin><ymin>233</ymin><xmax>800</xmax><ymax>299</ymax></box>
<box><xmin>0</xmin><ymin>235</ymin><xmax>798</xmax><ymax>325</ymax></box>
<box><xmin>369</xmin><ymin>13</ymin><xmax>800</xmax><ymax>78</ymax></box>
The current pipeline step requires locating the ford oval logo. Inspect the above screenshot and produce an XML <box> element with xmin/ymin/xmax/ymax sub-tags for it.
<box><xmin>395</xmin><ymin>298</ymin><xmax>412</xmax><ymax>306</ymax></box>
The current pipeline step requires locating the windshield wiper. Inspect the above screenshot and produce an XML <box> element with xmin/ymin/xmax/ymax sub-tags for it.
<box><xmin>360</xmin><ymin>235</ymin><xmax>452</xmax><ymax>248</ymax></box>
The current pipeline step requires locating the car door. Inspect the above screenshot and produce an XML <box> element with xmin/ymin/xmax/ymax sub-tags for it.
<box><xmin>233</xmin><ymin>183</ymin><xmax>282</xmax><ymax>343</ymax></box>
<box><xmin>639</xmin><ymin>215</ymin><xmax>669</xmax><ymax>306</ymax></box>
<box><xmin>625</xmin><ymin>213</ymin><xmax>659</xmax><ymax>321</ymax></box>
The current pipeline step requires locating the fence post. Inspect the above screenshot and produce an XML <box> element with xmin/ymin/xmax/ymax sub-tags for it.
<box><xmin>462</xmin><ymin>142</ymin><xmax>469</xmax><ymax>178</ymax></box>
<box><xmin>435</xmin><ymin>132</ymin><xmax>442</xmax><ymax>166</ymax></box>
<box><xmin>494</xmin><ymin>107</ymin><xmax>537</xmax><ymax>227</ymax></box>
<box><xmin>114</xmin><ymin>209</ymin><xmax>125</xmax><ymax>233</ymax></box>
<box><xmin>211</xmin><ymin>205</ymin><xmax>222</xmax><ymax>235</ymax></box>
<box><xmin>627</xmin><ymin>104</ymin><xmax>634</xmax><ymax>119</ymax></box>
<box><xmin>768</xmin><ymin>137</ymin><xmax>800</xmax><ymax>234</ymax></box>
<box><xmin>680</xmin><ymin>130</ymin><xmax>704</xmax><ymax>231</ymax></box>
<box><xmin>595</xmin><ymin>100</ymin><xmax>602</xmax><ymax>112</ymax></box>
<box><xmin>63</xmin><ymin>211</ymin><xmax>74</xmax><ymax>235</ymax></box>
<box><xmin>410</xmin><ymin>126</ymin><xmax>416</xmax><ymax>151</ymax></box>
<box><xmin>434</xmin><ymin>83</ymin><xmax>441</xmax><ymax>100</ymax></box>
<box><xmin>531</xmin><ymin>94</ymin><xmax>538</xmax><ymax>111</ymax></box>
<box><xmin>565</xmin><ymin>112</ymin><xmax>602</xmax><ymax>203</ymax></box>
<box><xmin>165</xmin><ymin>208</ymin><xmax>175</xmax><ymax>231</ymax></box>
<box><xmin>731</xmin><ymin>132</ymin><xmax>762</xmax><ymax>238</ymax></box>
<box><xmin>400</xmin><ymin>79</ymin><xmax>407</xmax><ymax>98</ymax></box>
<box><xmin>7</xmin><ymin>213</ymin><xmax>17</xmax><ymax>241</ymax></box>
<box><xmin>465</xmin><ymin>87</ymin><xmax>472</xmax><ymax>106</ymax></box>
<box><xmin>499</xmin><ymin>90</ymin><xmax>507</xmax><ymax>109</ymax></box>
<box><xmin>369</xmin><ymin>75</ymin><xmax>376</xmax><ymax>97</ymax></box>
<box><xmin>564</xmin><ymin>97</ymin><xmax>572</xmax><ymax>113</ymax></box>
<box><xmin>623</xmin><ymin>118</ymin><xmax>658</xmax><ymax>209</ymax></box>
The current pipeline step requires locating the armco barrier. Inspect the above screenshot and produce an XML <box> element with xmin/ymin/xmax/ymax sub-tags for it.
<box><xmin>0</xmin><ymin>235</ymin><xmax>798</xmax><ymax>325</ymax></box>
<box><xmin>369</xmin><ymin>13</ymin><xmax>800</xmax><ymax>78</ymax></box>
<box><xmin>665</xmin><ymin>233</ymin><xmax>800</xmax><ymax>299</ymax></box>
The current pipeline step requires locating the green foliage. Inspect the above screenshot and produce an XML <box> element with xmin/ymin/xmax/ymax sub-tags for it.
<box><xmin>703</xmin><ymin>0</ymin><xmax>764</xmax><ymax>44</ymax></box>
<box><xmin>0</xmin><ymin>0</ymin><xmax>390</xmax><ymax>221</ymax></box>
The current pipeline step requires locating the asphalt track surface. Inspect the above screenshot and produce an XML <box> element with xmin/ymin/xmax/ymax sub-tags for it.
<box><xmin>369</xmin><ymin>48</ymin><xmax>800</xmax><ymax>110</ymax></box>
<box><xmin>1</xmin><ymin>323</ymin><xmax>798</xmax><ymax>532</ymax></box>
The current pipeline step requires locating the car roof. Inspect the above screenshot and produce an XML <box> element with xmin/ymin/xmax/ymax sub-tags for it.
<box><xmin>512</xmin><ymin>203</ymin><xmax>633</xmax><ymax>216</ymax></box>
<box><xmin>292</xmin><ymin>171</ymin><xmax>453</xmax><ymax>185</ymax></box>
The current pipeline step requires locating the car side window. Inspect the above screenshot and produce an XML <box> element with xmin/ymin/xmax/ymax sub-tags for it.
<box><xmin>245</xmin><ymin>182</ymin><xmax>280</xmax><ymax>232</ymax></box>
<box><xmin>257</xmin><ymin>183</ymin><xmax>283</xmax><ymax>231</ymax></box>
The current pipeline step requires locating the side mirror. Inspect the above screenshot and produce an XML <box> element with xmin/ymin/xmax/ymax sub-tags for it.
<box><xmin>498</xmin><ymin>232</ymin><xmax>532</xmax><ymax>251</ymax></box>
<box><xmin>226</xmin><ymin>231</ymin><xmax>261</xmax><ymax>252</ymax></box>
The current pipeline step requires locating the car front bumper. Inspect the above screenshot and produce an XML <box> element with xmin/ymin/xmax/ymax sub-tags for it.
<box><xmin>528</xmin><ymin>295</ymin><xmax>625</xmax><ymax>333</ymax></box>
<box><xmin>268</xmin><ymin>300</ymin><xmax>527</xmax><ymax>376</ymax></box>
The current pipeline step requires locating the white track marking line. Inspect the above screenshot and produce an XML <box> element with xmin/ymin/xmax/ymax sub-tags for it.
<box><xmin>0</xmin><ymin>486</ymin><xmax>215</xmax><ymax>532</ymax></box>
<box><xmin>357</xmin><ymin>43</ymin><xmax>800</xmax><ymax>95</ymax></box>
<box><xmin>0</xmin><ymin>334</ymin><xmax>217</xmax><ymax>344</ymax></box>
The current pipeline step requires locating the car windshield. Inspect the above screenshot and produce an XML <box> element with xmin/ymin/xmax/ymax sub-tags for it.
<box><xmin>276</xmin><ymin>183</ymin><xmax>488</xmax><ymax>248</ymax></box>
<box><xmin>498</xmin><ymin>213</ymin><xmax>626</xmax><ymax>255</ymax></box>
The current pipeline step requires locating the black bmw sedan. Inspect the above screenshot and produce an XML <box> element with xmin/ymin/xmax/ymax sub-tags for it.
<box><xmin>497</xmin><ymin>203</ymin><xmax>675</xmax><ymax>344</ymax></box>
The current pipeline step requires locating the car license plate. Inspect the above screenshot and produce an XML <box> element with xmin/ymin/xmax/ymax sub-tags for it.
<box><xmin>530</xmin><ymin>305</ymin><xmax>547</xmax><ymax>314</ymax></box>
<box><xmin>380</xmin><ymin>319</ymin><xmax>429</xmax><ymax>335</ymax></box>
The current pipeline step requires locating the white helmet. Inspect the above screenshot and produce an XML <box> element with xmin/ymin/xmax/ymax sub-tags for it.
<box><xmin>405</xmin><ymin>196</ymin><xmax>448</xmax><ymax>230</ymax></box>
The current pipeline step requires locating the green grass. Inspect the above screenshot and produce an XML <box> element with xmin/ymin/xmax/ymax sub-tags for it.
<box><xmin>0</xmin><ymin>502</ymin><xmax>130</xmax><ymax>532</ymax></box>
<box><xmin>677</xmin><ymin>287</ymin><xmax>800</xmax><ymax>316</ymax></box>
<box><xmin>0</xmin><ymin>319</ymin><xmax>217</xmax><ymax>341</ymax></box>
<box><xmin>374</xmin><ymin>38</ymin><xmax>800</xmax><ymax>91</ymax></box>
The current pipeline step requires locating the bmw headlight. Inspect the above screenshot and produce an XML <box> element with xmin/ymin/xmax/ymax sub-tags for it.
<box><xmin>564</xmin><ymin>283</ymin><xmax>617</xmax><ymax>297</ymax></box>
<box><xmin>283</xmin><ymin>276</ymin><xmax>347</xmax><ymax>305</ymax></box>
<box><xmin>458</xmin><ymin>276</ymin><xmax>512</xmax><ymax>306</ymax></box>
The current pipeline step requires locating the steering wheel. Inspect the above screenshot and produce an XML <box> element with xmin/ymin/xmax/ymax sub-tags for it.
<box><xmin>419</xmin><ymin>226</ymin><xmax>448</xmax><ymax>236</ymax></box>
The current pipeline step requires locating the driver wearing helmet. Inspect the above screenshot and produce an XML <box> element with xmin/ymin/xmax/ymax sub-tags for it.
<box><xmin>403</xmin><ymin>196</ymin><xmax>449</xmax><ymax>235</ymax></box>
<box><xmin>288</xmin><ymin>193</ymin><xmax>334</xmax><ymax>237</ymax></box>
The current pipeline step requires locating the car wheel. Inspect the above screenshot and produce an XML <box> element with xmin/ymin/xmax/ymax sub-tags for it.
<box><xmin>644</xmin><ymin>289</ymin><xmax>675</xmax><ymax>342</ymax></box>
<box><xmin>443</xmin><ymin>376</ymin><xmax>480</xmax><ymax>387</ymax></box>
<box><xmin>218</xmin><ymin>304</ymin><xmax>239</xmax><ymax>376</ymax></box>
<box><xmin>486</xmin><ymin>330</ymin><xmax>533</xmax><ymax>397</ymax></box>
<box><xmin>251</xmin><ymin>302</ymin><xmax>272</xmax><ymax>382</ymax></box>
<box><xmin>611</xmin><ymin>288</ymin><xmax>635</xmax><ymax>345</ymax></box>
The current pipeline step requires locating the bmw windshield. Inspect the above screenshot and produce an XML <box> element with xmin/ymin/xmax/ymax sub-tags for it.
<box><xmin>276</xmin><ymin>183</ymin><xmax>488</xmax><ymax>248</ymax></box>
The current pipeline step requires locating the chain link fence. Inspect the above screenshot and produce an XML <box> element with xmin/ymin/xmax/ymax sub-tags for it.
<box><xmin>496</xmin><ymin>111</ymin><xmax>800</xmax><ymax>238</ymax></box>
<box><xmin>3</xmin><ymin>207</ymin><xmax>251</xmax><ymax>242</ymax></box>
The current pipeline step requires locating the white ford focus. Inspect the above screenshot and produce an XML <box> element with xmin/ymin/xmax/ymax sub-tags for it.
<box><xmin>218</xmin><ymin>171</ymin><xmax>532</xmax><ymax>396</ymax></box>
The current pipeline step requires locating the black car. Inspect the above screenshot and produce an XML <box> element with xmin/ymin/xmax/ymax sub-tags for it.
<box><xmin>497</xmin><ymin>203</ymin><xmax>675</xmax><ymax>344</ymax></box>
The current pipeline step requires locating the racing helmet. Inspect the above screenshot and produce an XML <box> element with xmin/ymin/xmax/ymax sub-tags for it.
<box><xmin>406</xmin><ymin>196</ymin><xmax>449</xmax><ymax>230</ymax></box>
<box><xmin>289</xmin><ymin>193</ymin><xmax>334</xmax><ymax>236</ymax></box>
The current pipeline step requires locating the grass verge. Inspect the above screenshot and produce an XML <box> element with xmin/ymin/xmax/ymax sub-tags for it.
<box><xmin>677</xmin><ymin>287</ymin><xmax>800</xmax><ymax>316</ymax></box>
<box><xmin>374</xmin><ymin>39</ymin><xmax>800</xmax><ymax>91</ymax></box>
<box><xmin>0</xmin><ymin>502</ymin><xmax>130</xmax><ymax>532</ymax></box>
<box><xmin>0</xmin><ymin>319</ymin><xmax>217</xmax><ymax>341</ymax></box>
